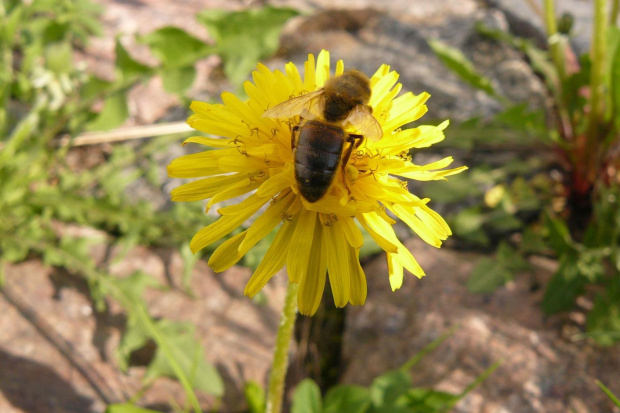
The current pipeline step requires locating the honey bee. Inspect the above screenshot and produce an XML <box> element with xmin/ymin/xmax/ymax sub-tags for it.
<box><xmin>263</xmin><ymin>70</ymin><xmax>383</xmax><ymax>202</ymax></box>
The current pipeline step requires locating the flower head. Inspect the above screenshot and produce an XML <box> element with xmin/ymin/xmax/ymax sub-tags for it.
<box><xmin>168</xmin><ymin>50</ymin><xmax>466</xmax><ymax>315</ymax></box>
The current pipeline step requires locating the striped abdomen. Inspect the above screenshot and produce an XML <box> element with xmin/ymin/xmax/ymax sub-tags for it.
<box><xmin>294</xmin><ymin>120</ymin><xmax>345</xmax><ymax>203</ymax></box>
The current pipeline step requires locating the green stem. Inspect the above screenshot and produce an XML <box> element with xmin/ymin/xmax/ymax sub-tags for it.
<box><xmin>586</xmin><ymin>0</ymin><xmax>609</xmax><ymax>180</ymax></box>
<box><xmin>543</xmin><ymin>0</ymin><xmax>566</xmax><ymax>82</ymax></box>
<box><xmin>612</xmin><ymin>0</ymin><xmax>619</xmax><ymax>25</ymax></box>
<box><xmin>266</xmin><ymin>281</ymin><xmax>299</xmax><ymax>413</ymax></box>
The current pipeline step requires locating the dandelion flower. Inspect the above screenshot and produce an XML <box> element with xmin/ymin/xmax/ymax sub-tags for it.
<box><xmin>168</xmin><ymin>50</ymin><xmax>466</xmax><ymax>315</ymax></box>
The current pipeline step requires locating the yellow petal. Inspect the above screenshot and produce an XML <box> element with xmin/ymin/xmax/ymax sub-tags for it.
<box><xmin>357</xmin><ymin>212</ymin><xmax>398</xmax><ymax>253</ymax></box>
<box><xmin>256</xmin><ymin>170</ymin><xmax>291</xmax><ymax>198</ymax></box>
<box><xmin>298</xmin><ymin>223</ymin><xmax>327</xmax><ymax>315</ymax></box>
<box><xmin>167</xmin><ymin>148</ymin><xmax>236</xmax><ymax>178</ymax></box>
<box><xmin>191</xmin><ymin>194</ymin><xmax>269</xmax><ymax>252</ymax></box>
<box><xmin>171</xmin><ymin>173</ymin><xmax>247</xmax><ymax>202</ymax></box>
<box><xmin>182</xmin><ymin>135</ymin><xmax>232</xmax><ymax>148</ymax></box>
<box><xmin>347</xmin><ymin>246</ymin><xmax>367</xmax><ymax>305</ymax></box>
<box><xmin>244</xmin><ymin>221</ymin><xmax>295</xmax><ymax>298</ymax></box>
<box><xmin>304</xmin><ymin>53</ymin><xmax>316</xmax><ymax>90</ymax></box>
<box><xmin>287</xmin><ymin>208</ymin><xmax>317</xmax><ymax>283</ymax></box>
<box><xmin>387</xmin><ymin>253</ymin><xmax>404</xmax><ymax>290</ymax></box>
<box><xmin>324</xmin><ymin>224</ymin><xmax>351</xmax><ymax>308</ymax></box>
<box><xmin>339</xmin><ymin>217</ymin><xmax>364</xmax><ymax>249</ymax></box>
<box><xmin>382</xmin><ymin>92</ymin><xmax>430</xmax><ymax>132</ymax></box>
<box><xmin>315</xmin><ymin>50</ymin><xmax>330</xmax><ymax>87</ymax></box>
<box><xmin>208</xmin><ymin>231</ymin><xmax>246</xmax><ymax>272</ymax></box>
<box><xmin>239</xmin><ymin>191</ymin><xmax>295</xmax><ymax>254</ymax></box>
<box><xmin>206</xmin><ymin>178</ymin><xmax>260</xmax><ymax>210</ymax></box>
<box><xmin>391</xmin><ymin>204</ymin><xmax>443</xmax><ymax>248</ymax></box>
<box><xmin>335</xmin><ymin>60</ymin><xmax>344</xmax><ymax>76</ymax></box>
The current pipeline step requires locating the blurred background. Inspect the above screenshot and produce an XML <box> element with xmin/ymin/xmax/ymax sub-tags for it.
<box><xmin>1</xmin><ymin>0</ymin><xmax>619</xmax><ymax>412</ymax></box>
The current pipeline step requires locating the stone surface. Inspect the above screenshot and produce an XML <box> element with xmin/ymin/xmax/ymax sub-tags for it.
<box><xmin>0</xmin><ymin>245</ymin><xmax>288</xmax><ymax>412</ymax></box>
<box><xmin>342</xmin><ymin>238</ymin><xmax>620</xmax><ymax>413</ymax></box>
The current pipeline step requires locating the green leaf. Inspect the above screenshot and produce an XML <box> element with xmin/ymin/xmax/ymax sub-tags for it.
<box><xmin>371</xmin><ymin>370</ymin><xmax>412</xmax><ymax>407</ymax></box>
<box><xmin>586</xmin><ymin>289</ymin><xmax>620</xmax><ymax>346</ymax></box>
<box><xmin>105</xmin><ymin>403</ymin><xmax>163</xmax><ymax>413</ymax></box>
<box><xmin>397</xmin><ymin>388</ymin><xmax>457</xmax><ymax>412</ymax></box>
<box><xmin>244</xmin><ymin>380</ymin><xmax>266</xmax><ymax>413</ymax></box>
<box><xmin>323</xmin><ymin>385</ymin><xmax>371</xmax><ymax>413</ymax></box>
<box><xmin>45</xmin><ymin>42</ymin><xmax>73</xmax><ymax>74</ymax></box>
<box><xmin>115</xmin><ymin>39</ymin><xmax>151</xmax><ymax>81</ymax></box>
<box><xmin>161</xmin><ymin>66</ymin><xmax>196</xmax><ymax>95</ymax></box>
<box><xmin>145</xmin><ymin>319</ymin><xmax>224</xmax><ymax>396</ymax></box>
<box><xmin>450</xmin><ymin>207</ymin><xmax>489</xmax><ymax>246</ymax></box>
<box><xmin>86</xmin><ymin>91</ymin><xmax>129</xmax><ymax>131</ymax></box>
<box><xmin>140</xmin><ymin>27</ymin><xmax>210</xmax><ymax>68</ymax></box>
<box><xmin>544</xmin><ymin>214</ymin><xmax>574</xmax><ymax>255</ymax></box>
<box><xmin>180</xmin><ymin>242</ymin><xmax>199</xmax><ymax>293</ymax></box>
<box><xmin>607</xmin><ymin>27</ymin><xmax>620</xmax><ymax>127</ymax></box>
<box><xmin>542</xmin><ymin>254</ymin><xmax>587</xmax><ymax>314</ymax></box>
<box><xmin>427</xmin><ymin>39</ymin><xmax>496</xmax><ymax>97</ymax></box>
<box><xmin>292</xmin><ymin>379</ymin><xmax>322</xmax><ymax>413</ymax></box>
<box><xmin>197</xmin><ymin>6</ymin><xmax>299</xmax><ymax>87</ymax></box>
<box><xmin>1</xmin><ymin>4</ymin><xmax>23</xmax><ymax>46</ymax></box>
<box><xmin>496</xmin><ymin>242</ymin><xmax>530</xmax><ymax>273</ymax></box>
<box><xmin>467</xmin><ymin>257</ymin><xmax>513</xmax><ymax>294</ymax></box>
<box><xmin>596</xmin><ymin>380</ymin><xmax>620</xmax><ymax>408</ymax></box>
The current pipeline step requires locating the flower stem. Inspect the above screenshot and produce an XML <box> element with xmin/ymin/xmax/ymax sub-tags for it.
<box><xmin>266</xmin><ymin>281</ymin><xmax>299</xmax><ymax>413</ymax></box>
<box><xmin>585</xmin><ymin>0</ymin><xmax>609</xmax><ymax>185</ymax></box>
<box><xmin>543</xmin><ymin>0</ymin><xmax>566</xmax><ymax>82</ymax></box>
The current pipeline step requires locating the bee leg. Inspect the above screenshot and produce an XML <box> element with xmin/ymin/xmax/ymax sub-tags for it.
<box><xmin>291</xmin><ymin>125</ymin><xmax>300</xmax><ymax>151</ymax></box>
<box><xmin>341</xmin><ymin>134</ymin><xmax>364</xmax><ymax>193</ymax></box>
<box><xmin>342</xmin><ymin>134</ymin><xmax>364</xmax><ymax>167</ymax></box>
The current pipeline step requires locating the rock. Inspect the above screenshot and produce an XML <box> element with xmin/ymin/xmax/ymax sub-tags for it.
<box><xmin>341</xmin><ymin>238</ymin><xmax>620</xmax><ymax>413</ymax></box>
<box><xmin>0</xmin><ymin>244</ymin><xmax>288</xmax><ymax>412</ymax></box>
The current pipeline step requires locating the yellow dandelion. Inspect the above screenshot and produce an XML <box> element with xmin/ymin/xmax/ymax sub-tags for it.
<box><xmin>168</xmin><ymin>50</ymin><xmax>466</xmax><ymax>316</ymax></box>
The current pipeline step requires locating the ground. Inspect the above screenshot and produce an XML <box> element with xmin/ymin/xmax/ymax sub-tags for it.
<box><xmin>1</xmin><ymin>0</ymin><xmax>619</xmax><ymax>412</ymax></box>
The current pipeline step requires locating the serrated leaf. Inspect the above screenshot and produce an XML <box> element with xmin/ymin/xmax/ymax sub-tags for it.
<box><xmin>161</xmin><ymin>65</ymin><xmax>196</xmax><ymax>95</ymax></box>
<box><xmin>140</xmin><ymin>27</ymin><xmax>210</xmax><ymax>68</ymax></box>
<box><xmin>145</xmin><ymin>319</ymin><xmax>224</xmax><ymax>396</ymax></box>
<box><xmin>542</xmin><ymin>254</ymin><xmax>586</xmax><ymax>314</ymax></box>
<box><xmin>197</xmin><ymin>6</ymin><xmax>299</xmax><ymax>87</ymax></box>
<box><xmin>371</xmin><ymin>370</ymin><xmax>412</xmax><ymax>407</ymax></box>
<box><xmin>110</xmin><ymin>271</ymin><xmax>161</xmax><ymax>303</ymax></box>
<box><xmin>86</xmin><ymin>91</ymin><xmax>129</xmax><ymax>131</ymax></box>
<box><xmin>428</xmin><ymin>39</ymin><xmax>496</xmax><ymax>97</ymax></box>
<box><xmin>323</xmin><ymin>385</ymin><xmax>371</xmax><ymax>413</ymax></box>
<box><xmin>244</xmin><ymin>381</ymin><xmax>266</xmax><ymax>413</ymax></box>
<box><xmin>115</xmin><ymin>39</ymin><xmax>151</xmax><ymax>81</ymax></box>
<box><xmin>292</xmin><ymin>379</ymin><xmax>322</xmax><ymax>413</ymax></box>
<box><xmin>467</xmin><ymin>257</ymin><xmax>512</xmax><ymax>294</ymax></box>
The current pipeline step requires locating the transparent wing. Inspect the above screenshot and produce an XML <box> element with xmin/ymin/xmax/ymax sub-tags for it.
<box><xmin>262</xmin><ymin>89</ymin><xmax>324</xmax><ymax>119</ymax></box>
<box><xmin>346</xmin><ymin>105</ymin><xmax>383</xmax><ymax>141</ymax></box>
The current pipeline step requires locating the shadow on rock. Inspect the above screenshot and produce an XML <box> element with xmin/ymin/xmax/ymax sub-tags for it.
<box><xmin>0</xmin><ymin>348</ymin><xmax>95</xmax><ymax>413</ymax></box>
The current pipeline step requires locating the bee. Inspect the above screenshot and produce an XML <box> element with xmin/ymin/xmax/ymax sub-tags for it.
<box><xmin>263</xmin><ymin>70</ymin><xmax>383</xmax><ymax>202</ymax></box>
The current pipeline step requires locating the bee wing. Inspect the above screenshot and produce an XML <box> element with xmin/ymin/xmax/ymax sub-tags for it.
<box><xmin>346</xmin><ymin>105</ymin><xmax>383</xmax><ymax>141</ymax></box>
<box><xmin>262</xmin><ymin>89</ymin><xmax>324</xmax><ymax>119</ymax></box>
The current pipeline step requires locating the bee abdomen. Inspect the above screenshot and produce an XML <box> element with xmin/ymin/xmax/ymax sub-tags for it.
<box><xmin>295</xmin><ymin>120</ymin><xmax>346</xmax><ymax>203</ymax></box>
<box><xmin>294</xmin><ymin>163</ymin><xmax>337</xmax><ymax>202</ymax></box>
